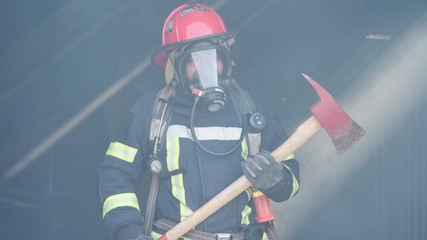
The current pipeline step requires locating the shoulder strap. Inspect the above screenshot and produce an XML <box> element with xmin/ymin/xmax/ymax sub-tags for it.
<box><xmin>149</xmin><ymin>85</ymin><xmax>175</xmax><ymax>143</ymax></box>
<box><xmin>229</xmin><ymin>79</ymin><xmax>261</xmax><ymax>156</ymax></box>
<box><xmin>229</xmin><ymin>79</ymin><xmax>256</xmax><ymax>120</ymax></box>
<box><xmin>264</xmin><ymin>221</ymin><xmax>279</xmax><ymax>240</ymax></box>
<box><xmin>143</xmin><ymin>85</ymin><xmax>174</xmax><ymax>236</ymax></box>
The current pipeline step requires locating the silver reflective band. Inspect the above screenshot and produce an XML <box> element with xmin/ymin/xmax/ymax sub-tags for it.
<box><xmin>167</xmin><ymin>125</ymin><xmax>242</xmax><ymax>141</ymax></box>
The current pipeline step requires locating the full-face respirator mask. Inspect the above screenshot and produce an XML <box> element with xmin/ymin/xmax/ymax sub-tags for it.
<box><xmin>175</xmin><ymin>41</ymin><xmax>232</xmax><ymax>112</ymax></box>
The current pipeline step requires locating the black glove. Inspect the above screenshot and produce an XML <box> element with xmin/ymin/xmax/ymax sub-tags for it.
<box><xmin>116</xmin><ymin>224</ymin><xmax>154</xmax><ymax>240</ymax></box>
<box><xmin>241</xmin><ymin>150</ymin><xmax>283</xmax><ymax>191</ymax></box>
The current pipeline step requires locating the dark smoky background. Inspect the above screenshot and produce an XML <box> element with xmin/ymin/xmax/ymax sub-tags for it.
<box><xmin>1</xmin><ymin>0</ymin><xmax>426</xmax><ymax>239</ymax></box>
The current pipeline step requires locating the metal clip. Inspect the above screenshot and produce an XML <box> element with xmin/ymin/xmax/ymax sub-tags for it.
<box><xmin>216</xmin><ymin>233</ymin><xmax>232</xmax><ymax>240</ymax></box>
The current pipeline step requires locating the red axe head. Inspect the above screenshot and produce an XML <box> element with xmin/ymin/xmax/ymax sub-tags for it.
<box><xmin>302</xmin><ymin>73</ymin><xmax>366</xmax><ymax>153</ymax></box>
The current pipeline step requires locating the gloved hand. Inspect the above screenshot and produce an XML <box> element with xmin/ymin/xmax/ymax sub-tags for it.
<box><xmin>241</xmin><ymin>150</ymin><xmax>283</xmax><ymax>191</ymax></box>
<box><xmin>116</xmin><ymin>224</ymin><xmax>154</xmax><ymax>240</ymax></box>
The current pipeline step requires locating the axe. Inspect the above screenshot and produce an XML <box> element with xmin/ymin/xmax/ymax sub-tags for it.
<box><xmin>159</xmin><ymin>73</ymin><xmax>366</xmax><ymax>240</ymax></box>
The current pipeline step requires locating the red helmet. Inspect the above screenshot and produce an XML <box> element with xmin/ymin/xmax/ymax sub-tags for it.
<box><xmin>152</xmin><ymin>3</ymin><xmax>234</xmax><ymax>68</ymax></box>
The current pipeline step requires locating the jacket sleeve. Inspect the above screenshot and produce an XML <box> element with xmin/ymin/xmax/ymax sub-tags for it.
<box><xmin>98</xmin><ymin>96</ymin><xmax>153</xmax><ymax>239</ymax></box>
<box><xmin>258</xmin><ymin>102</ymin><xmax>300</xmax><ymax>202</ymax></box>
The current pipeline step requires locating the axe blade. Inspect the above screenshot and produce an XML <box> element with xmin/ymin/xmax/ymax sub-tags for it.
<box><xmin>302</xmin><ymin>73</ymin><xmax>366</xmax><ymax>153</ymax></box>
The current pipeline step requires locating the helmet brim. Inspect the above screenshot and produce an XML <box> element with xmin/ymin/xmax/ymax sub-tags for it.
<box><xmin>151</xmin><ymin>31</ymin><xmax>236</xmax><ymax>69</ymax></box>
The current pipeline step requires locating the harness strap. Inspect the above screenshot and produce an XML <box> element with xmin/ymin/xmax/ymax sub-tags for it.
<box><xmin>247</xmin><ymin>133</ymin><xmax>261</xmax><ymax>156</ymax></box>
<box><xmin>143</xmin><ymin>85</ymin><xmax>175</xmax><ymax>236</ymax></box>
<box><xmin>154</xmin><ymin>218</ymin><xmax>245</xmax><ymax>240</ymax></box>
<box><xmin>264</xmin><ymin>221</ymin><xmax>278</xmax><ymax>240</ymax></box>
<box><xmin>149</xmin><ymin>85</ymin><xmax>175</xmax><ymax>142</ymax></box>
<box><xmin>143</xmin><ymin>175</ymin><xmax>159</xmax><ymax>235</ymax></box>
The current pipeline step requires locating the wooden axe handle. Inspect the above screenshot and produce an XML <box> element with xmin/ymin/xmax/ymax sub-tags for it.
<box><xmin>160</xmin><ymin>116</ymin><xmax>322</xmax><ymax>240</ymax></box>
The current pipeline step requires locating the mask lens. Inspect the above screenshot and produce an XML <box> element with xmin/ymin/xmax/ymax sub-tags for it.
<box><xmin>191</xmin><ymin>49</ymin><xmax>218</xmax><ymax>89</ymax></box>
<box><xmin>183</xmin><ymin>49</ymin><xmax>225</xmax><ymax>90</ymax></box>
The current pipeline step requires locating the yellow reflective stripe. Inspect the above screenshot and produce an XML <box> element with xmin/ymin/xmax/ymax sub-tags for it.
<box><xmin>151</xmin><ymin>231</ymin><xmax>162</xmax><ymax>239</ymax></box>
<box><xmin>241</xmin><ymin>204</ymin><xmax>252</xmax><ymax>225</ymax></box>
<box><xmin>244</xmin><ymin>188</ymin><xmax>252</xmax><ymax>200</ymax></box>
<box><xmin>283</xmin><ymin>164</ymin><xmax>299</xmax><ymax>197</ymax></box>
<box><xmin>241</xmin><ymin>188</ymin><xmax>253</xmax><ymax>225</ymax></box>
<box><xmin>166</xmin><ymin>137</ymin><xmax>193</xmax><ymax>220</ymax></box>
<box><xmin>102</xmin><ymin>193</ymin><xmax>140</xmax><ymax>218</ymax></box>
<box><xmin>106</xmin><ymin>142</ymin><xmax>138</xmax><ymax>163</ymax></box>
<box><xmin>241</xmin><ymin>137</ymin><xmax>248</xmax><ymax>160</ymax></box>
<box><xmin>252</xmin><ymin>190</ymin><xmax>265</xmax><ymax>198</ymax></box>
<box><xmin>284</xmin><ymin>153</ymin><xmax>295</xmax><ymax>161</ymax></box>
<box><xmin>262</xmin><ymin>232</ymin><xmax>268</xmax><ymax>240</ymax></box>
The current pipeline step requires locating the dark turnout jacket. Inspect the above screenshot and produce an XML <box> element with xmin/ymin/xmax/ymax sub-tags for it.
<box><xmin>99</xmin><ymin>86</ymin><xmax>300</xmax><ymax>239</ymax></box>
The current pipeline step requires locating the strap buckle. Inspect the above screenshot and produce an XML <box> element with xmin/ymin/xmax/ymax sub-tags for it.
<box><xmin>216</xmin><ymin>233</ymin><xmax>232</xmax><ymax>240</ymax></box>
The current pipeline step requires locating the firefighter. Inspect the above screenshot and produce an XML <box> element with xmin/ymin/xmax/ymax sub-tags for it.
<box><xmin>99</xmin><ymin>3</ymin><xmax>300</xmax><ymax>240</ymax></box>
